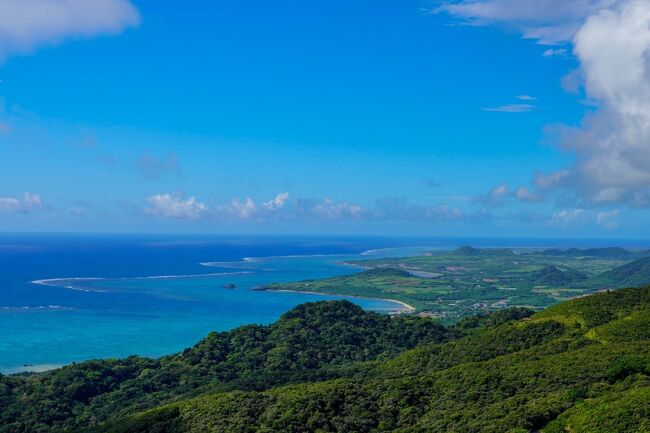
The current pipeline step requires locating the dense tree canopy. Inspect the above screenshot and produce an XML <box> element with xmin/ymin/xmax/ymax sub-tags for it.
<box><xmin>1</xmin><ymin>288</ymin><xmax>649</xmax><ymax>433</ymax></box>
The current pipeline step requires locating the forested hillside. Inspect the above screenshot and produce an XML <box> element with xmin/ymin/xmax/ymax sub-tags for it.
<box><xmin>2</xmin><ymin>288</ymin><xmax>650</xmax><ymax>433</ymax></box>
<box><xmin>0</xmin><ymin>302</ymin><xmax>452</xmax><ymax>433</ymax></box>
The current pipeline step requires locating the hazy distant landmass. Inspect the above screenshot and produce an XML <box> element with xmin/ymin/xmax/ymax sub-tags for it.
<box><xmin>265</xmin><ymin>246</ymin><xmax>650</xmax><ymax>322</ymax></box>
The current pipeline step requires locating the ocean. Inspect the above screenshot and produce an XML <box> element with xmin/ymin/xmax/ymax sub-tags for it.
<box><xmin>1</xmin><ymin>234</ymin><xmax>648</xmax><ymax>374</ymax></box>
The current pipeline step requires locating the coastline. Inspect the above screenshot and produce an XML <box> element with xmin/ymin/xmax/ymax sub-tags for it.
<box><xmin>265</xmin><ymin>288</ymin><xmax>416</xmax><ymax>313</ymax></box>
<box><xmin>1</xmin><ymin>363</ymin><xmax>64</xmax><ymax>375</ymax></box>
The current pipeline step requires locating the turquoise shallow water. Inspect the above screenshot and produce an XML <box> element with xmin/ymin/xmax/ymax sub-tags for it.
<box><xmin>0</xmin><ymin>236</ymin><xmax>432</xmax><ymax>373</ymax></box>
<box><xmin>4</xmin><ymin>234</ymin><xmax>645</xmax><ymax>374</ymax></box>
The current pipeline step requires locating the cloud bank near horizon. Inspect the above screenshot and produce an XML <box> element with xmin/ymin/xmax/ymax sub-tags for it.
<box><xmin>143</xmin><ymin>192</ymin><xmax>465</xmax><ymax>224</ymax></box>
<box><xmin>0</xmin><ymin>192</ymin><xmax>45</xmax><ymax>213</ymax></box>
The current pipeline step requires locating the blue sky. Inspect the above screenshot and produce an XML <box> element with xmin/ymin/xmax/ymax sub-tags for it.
<box><xmin>1</xmin><ymin>0</ymin><xmax>650</xmax><ymax>236</ymax></box>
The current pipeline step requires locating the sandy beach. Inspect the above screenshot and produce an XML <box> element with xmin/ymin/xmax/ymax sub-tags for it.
<box><xmin>266</xmin><ymin>288</ymin><xmax>416</xmax><ymax>313</ymax></box>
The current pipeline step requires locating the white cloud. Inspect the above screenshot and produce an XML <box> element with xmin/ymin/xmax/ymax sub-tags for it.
<box><xmin>550</xmin><ymin>0</ymin><xmax>650</xmax><ymax>206</ymax></box>
<box><xmin>476</xmin><ymin>183</ymin><xmax>546</xmax><ymax>207</ymax></box>
<box><xmin>475</xmin><ymin>183</ymin><xmax>510</xmax><ymax>207</ymax></box>
<box><xmin>310</xmin><ymin>198</ymin><xmax>367</xmax><ymax>220</ymax></box>
<box><xmin>550</xmin><ymin>208</ymin><xmax>586</xmax><ymax>225</ymax></box>
<box><xmin>482</xmin><ymin>103</ymin><xmax>536</xmax><ymax>113</ymax></box>
<box><xmin>145</xmin><ymin>194</ymin><xmax>206</xmax><ymax>220</ymax></box>
<box><xmin>142</xmin><ymin>192</ymin><xmax>467</xmax><ymax>225</ymax></box>
<box><xmin>0</xmin><ymin>192</ymin><xmax>45</xmax><ymax>213</ymax></box>
<box><xmin>223</xmin><ymin>198</ymin><xmax>257</xmax><ymax>219</ymax></box>
<box><xmin>596</xmin><ymin>209</ymin><xmax>620</xmax><ymax>227</ymax></box>
<box><xmin>441</xmin><ymin>0</ymin><xmax>650</xmax><ymax>208</ymax></box>
<box><xmin>0</xmin><ymin>0</ymin><xmax>140</xmax><ymax>60</ymax></box>
<box><xmin>263</xmin><ymin>192</ymin><xmax>290</xmax><ymax>210</ymax></box>
<box><xmin>543</xmin><ymin>48</ymin><xmax>568</xmax><ymax>57</ymax></box>
<box><xmin>438</xmin><ymin>0</ymin><xmax>619</xmax><ymax>44</ymax></box>
<box><xmin>516</xmin><ymin>95</ymin><xmax>537</xmax><ymax>101</ymax></box>
<box><xmin>515</xmin><ymin>186</ymin><xmax>543</xmax><ymax>203</ymax></box>
<box><xmin>534</xmin><ymin>170</ymin><xmax>572</xmax><ymax>190</ymax></box>
<box><xmin>487</xmin><ymin>183</ymin><xmax>509</xmax><ymax>204</ymax></box>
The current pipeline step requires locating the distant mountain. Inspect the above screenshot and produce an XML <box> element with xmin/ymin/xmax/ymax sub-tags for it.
<box><xmin>452</xmin><ymin>246</ymin><xmax>514</xmax><ymax>256</ymax></box>
<box><xmin>538</xmin><ymin>247</ymin><xmax>650</xmax><ymax>260</ymax></box>
<box><xmin>593</xmin><ymin>256</ymin><xmax>650</xmax><ymax>288</ymax></box>
<box><xmin>540</xmin><ymin>247</ymin><xmax>645</xmax><ymax>258</ymax></box>
<box><xmin>529</xmin><ymin>265</ymin><xmax>588</xmax><ymax>286</ymax></box>
<box><xmin>453</xmin><ymin>245</ymin><xmax>481</xmax><ymax>255</ymax></box>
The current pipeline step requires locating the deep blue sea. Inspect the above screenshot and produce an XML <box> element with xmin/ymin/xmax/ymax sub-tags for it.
<box><xmin>2</xmin><ymin>234</ymin><xmax>649</xmax><ymax>374</ymax></box>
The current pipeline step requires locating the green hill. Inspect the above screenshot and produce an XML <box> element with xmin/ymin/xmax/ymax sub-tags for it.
<box><xmin>2</xmin><ymin>288</ymin><xmax>650</xmax><ymax>433</ymax></box>
<box><xmin>529</xmin><ymin>265</ymin><xmax>589</xmax><ymax>286</ymax></box>
<box><xmin>539</xmin><ymin>247</ymin><xmax>636</xmax><ymax>258</ymax></box>
<box><xmin>592</xmin><ymin>257</ymin><xmax>650</xmax><ymax>288</ymax></box>
<box><xmin>454</xmin><ymin>245</ymin><xmax>481</xmax><ymax>255</ymax></box>
<box><xmin>453</xmin><ymin>246</ymin><xmax>515</xmax><ymax>256</ymax></box>
<box><xmin>0</xmin><ymin>302</ymin><xmax>451</xmax><ymax>433</ymax></box>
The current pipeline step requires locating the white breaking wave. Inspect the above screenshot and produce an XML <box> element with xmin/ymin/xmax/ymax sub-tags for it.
<box><xmin>201</xmin><ymin>253</ymin><xmax>350</xmax><ymax>268</ymax></box>
<box><xmin>31</xmin><ymin>271</ymin><xmax>253</xmax><ymax>291</ymax></box>
<box><xmin>0</xmin><ymin>305</ymin><xmax>75</xmax><ymax>312</ymax></box>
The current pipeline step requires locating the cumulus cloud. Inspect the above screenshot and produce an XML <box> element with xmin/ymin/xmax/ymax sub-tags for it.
<box><xmin>476</xmin><ymin>183</ymin><xmax>510</xmax><ymax>207</ymax></box>
<box><xmin>222</xmin><ymin>198</ymin><xmax>257</xmax><ymax>219</ymax></box>
<box><xmin>476</xmin><ymin>183</ymin><xmax>545</xmax><ymax>206</ymax></box>
<box><xmin>548</xmin><ymin>1</ymin><xmax>650</xmax><ymax>206</ymax></box>
<box><xmin>442</xmin><ymin>0</ymin><xmax>650</xmax><ymax>209</ymax></box>
<box><xmin>514</xmin><ymin>186</ymin><xmax>544</xmax><ymax>203</ymax></box>
<box><xmin>296</xmin><ymin>198</ymin><xmax>368</xmax><ymax>220</ymax></box>
<box><xmin>543</xmin><ymin>48</ymin><xmax>568</xmax><ymax>57</ymax></box>
<box><xmin>263</xmin><ymin>192</ymin><xmax>290</xmax><ymax>210</ymax></box>
<box><xmin>145</xmin><ymin>194</ymin><xmax>206</xmax><ymax>220</ymax></box>
<box><xmin>550</xmin><ymin>208</ymin><xmax>586</xmax><ymax>225</ymax></box>
<box><xmin>0</xmin><ymin>192</ymin><xmax>45</xmax><ymax>213</ymax></box>
<box><xmin>596</xmin><ymin>209</ymin><xmax>620</xmax><ymax>228</ymax></box>
<box><xmin>142</xmin><ymin>192</ymin><xmax>465</xmax><ymax>224</ymax></box>
<box><xmin>0</xmin><ymin>0</ymin><xmax>140</xmax><ymax>60</ymax></box>
<box><xmin>487</xmin><ymin>182</ymin><xmax>509</xmax><ymax>205</ymax></box>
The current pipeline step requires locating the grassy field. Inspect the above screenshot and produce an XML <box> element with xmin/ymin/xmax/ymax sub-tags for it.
<box><xmin>263</xmin><ymin>246</ymin><xmax>650</xmax><ymax>322</ymax></box>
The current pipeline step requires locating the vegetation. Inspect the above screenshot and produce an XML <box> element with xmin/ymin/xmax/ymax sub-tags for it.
<box><xmin>263</xmin><ymin>246</ymin><xmax>650</xmax><ymax>321</ymax></box>
<box><xmin>530</xmin><ymin>265</ymin><xmax>588</xmax><ymax>286</ymax></box>
<box><xmin>0</xmin><ymin>301</ymin><xmax>452</xmax><ymax>433</ymax></box>
<box><xmin>592</xmin><ymin>257</ymin><xmax>650</xmax><ymax>288</ymax></box>
<box><xmin>0</xmin><ymin>287</ymin><xmax>649</xmax><ymax>432</ymax></box>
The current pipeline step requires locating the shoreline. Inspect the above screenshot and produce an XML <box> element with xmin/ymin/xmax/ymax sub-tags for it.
<box><xmin>2</xmin><ymin>293</ymin><xmax>416</xmax><ymax>375</ymax></box>
<box><xmin>1</xmin><ymin>363</ymin><xmax>64</xmax><ymax>375</ymax></box>
<box><xmin>265</xmin><ymin>288</ymin><xmax>416</xmax><ymax>313</ymax></box>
